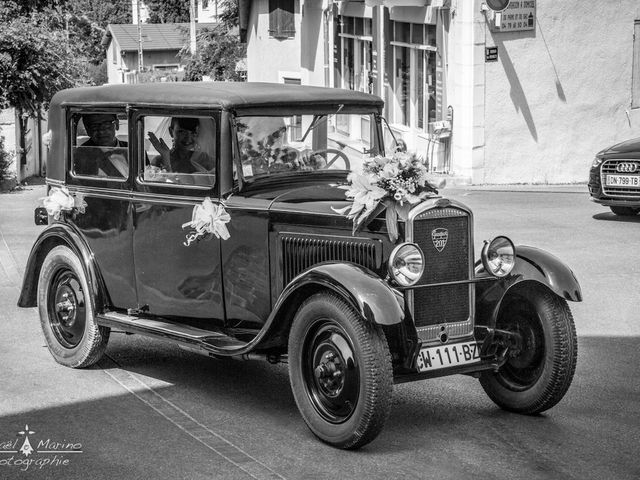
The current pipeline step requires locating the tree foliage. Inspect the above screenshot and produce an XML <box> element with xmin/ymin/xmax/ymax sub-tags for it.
<box><xmin>0</xmin><ymin>0</ymin><xmax>132</xmax><ymax>113</ymax></box>
<box><xmin>146</xmin><ymin>0</ymin><xmax>190</xmax><ymax>24</ymax></box>
<box><xmin>0</xmin><ymin>132</ymin><xmax>14</xmax><ymax>183</ymax></box>
<box><xmin>182</xmin><ymin>25</ymin><xmax>246</xmax><ymax>82</ymax></box>
<box><xmin>181</xmin><ymin>0</ymin><xmax>245</xmax><ymax>82</ymax></box>
<box><xmin>0</xmin><ymin>15</ymin><xmax>85</xmax><ymax>115</ymax></box>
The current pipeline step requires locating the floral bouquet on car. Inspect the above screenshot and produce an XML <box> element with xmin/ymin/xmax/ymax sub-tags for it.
<box><xmin>333</xmin><ymin>152</ymin><xmax>443</xmax><ymax>242</ymax></box>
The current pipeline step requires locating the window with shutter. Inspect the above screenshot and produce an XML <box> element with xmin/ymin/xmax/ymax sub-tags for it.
<box><xmin>269</xmin><ymin>0</ymin><xmax>295</xmax><ymax>39</ymax></box>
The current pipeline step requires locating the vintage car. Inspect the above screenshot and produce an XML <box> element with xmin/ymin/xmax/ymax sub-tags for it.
<box><xmin>19</xmin><ymin>83</ymin><xmax>580</xmax><ymax>449</ymax></box>
<box><xmin>589</xmin><ymin>136</ymin><xmax>640</xmax><ymax>215</ymax></box>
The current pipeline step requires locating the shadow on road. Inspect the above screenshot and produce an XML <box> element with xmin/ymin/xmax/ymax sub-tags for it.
<box><xmin>592</xmin><ymin>212</ymin><xmax>640</xmax><ymax>223</ymax></box>
<box><xmin>1</xmin><ymin>335</ymin><xmax>638</xmax><ymax>479</ymax></box>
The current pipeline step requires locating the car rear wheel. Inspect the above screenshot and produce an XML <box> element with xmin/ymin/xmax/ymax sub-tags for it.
<box><xmin>38</xmin><ymin>245</ymin><xmax>109</xmax><ymax>368</ymax></box>
<box><xmin>479</xmin><ymin>287</ymin><xmax>577</xmax><ymax>414</ymax></box>
<box><xmin>288</xmin><ymin>292</ymin><xmax>393</xmax><ymax>449</ymax></box>
<box><xmin>609</xmin><ymin>206</ymin><xmax>639</xmax><ymax>216</ymax></box>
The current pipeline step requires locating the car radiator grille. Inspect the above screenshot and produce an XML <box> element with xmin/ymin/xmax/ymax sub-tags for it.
<box><xmin>411</xmin><ymin>208</ymin><xmax>472</xmax><ymax>335</ymax></box>
<box><xmin>601</xmin><ymin>159</ymin><xmax>640</xmax><ymax>197</ymax></box>
<box><xmin>281</xmin><ymin>234</ymin><xmax>380</xmax><ymax>286</ymax></box>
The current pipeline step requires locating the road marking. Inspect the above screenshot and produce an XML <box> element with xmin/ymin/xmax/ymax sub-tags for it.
<box><xmin>99</xmin><ymin>356</ymin><xmax>286</xmax><ymax>480</ymax></box>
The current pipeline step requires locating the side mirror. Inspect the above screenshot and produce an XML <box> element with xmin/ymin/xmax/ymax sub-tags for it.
<box><xmin>393</xmin><ymin>139</ymin><xmax>407</xmax><ymax>153</ymax></box>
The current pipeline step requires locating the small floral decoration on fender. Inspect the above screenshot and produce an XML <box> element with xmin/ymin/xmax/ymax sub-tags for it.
<box><xmin>182</xmin><ymin>197</ymin><xmax>231</xmax><ymax>246</ymax></box>
<box><xmin>41</xmin><ymin>186</ymin><xmax>87</xmax><ymax>220</ymax></box>
<box><xmin>332</xmin><ymin>152</ymin><xmax>443</xmax><ymax>242</ymax></box>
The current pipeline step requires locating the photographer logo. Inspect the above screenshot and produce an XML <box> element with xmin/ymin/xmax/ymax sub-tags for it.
<box><xmin>0</xmin><ymin>424</ymin><xmax>83</xmax><ymax>472</ymax></box>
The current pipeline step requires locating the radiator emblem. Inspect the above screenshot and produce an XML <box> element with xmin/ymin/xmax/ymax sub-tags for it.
<box><xmin>431</xmin><ymin>228</ymin><xmax>448</xmax><ymax>252</ymax></box>
<box><xmin>616</xmin><ymin>162</ymin><xmax>638</xmax><ymax>173</ymax></box>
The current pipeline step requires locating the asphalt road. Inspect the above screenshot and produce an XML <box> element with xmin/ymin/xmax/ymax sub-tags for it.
<box><xmin>0</xmin><ymin>183</ymin><xmax>638</xmax><ymax>480</ymax></box>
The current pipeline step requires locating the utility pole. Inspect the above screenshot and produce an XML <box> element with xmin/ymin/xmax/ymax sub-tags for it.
<box><xmin>136</xmin><ymin>0</ymin><xmax>144</xmax><ymax>72</ymax></box>
<box><xmin>189</xmin><ymin>0</ymin><xmax>197</xmax><ymax>55</ymax></box>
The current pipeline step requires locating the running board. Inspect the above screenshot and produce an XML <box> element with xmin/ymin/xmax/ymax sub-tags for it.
<box><xmin>97</xmin><ymin>311</ymin><xmax>247</xmax><ymax>353</ymax></box>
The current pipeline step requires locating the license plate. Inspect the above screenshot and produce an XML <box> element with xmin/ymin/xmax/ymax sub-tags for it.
<box><xmin>605</xmin><ymin>174</ymin><xmax>640</xmax><ymax>187</ymax></box>
<box><xmin>416</xmin><ymin>341</ymin><xmax>481</xmax><ymax>372</ymax></box>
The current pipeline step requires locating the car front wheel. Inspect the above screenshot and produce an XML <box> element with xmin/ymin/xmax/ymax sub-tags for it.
<box><xmin>479</xmin><ymin>286</ymin><xmax>577</xmax><ymax>414</ymax></box>
<box><xmin>288</xmin><ymin>292</ymin><xmax>393</xmax><ymax>449</ymax></box>
<box><xmin>38</xmin><ymin>245</ymin><xmax>109</xmax><ymax>368</ymax></box>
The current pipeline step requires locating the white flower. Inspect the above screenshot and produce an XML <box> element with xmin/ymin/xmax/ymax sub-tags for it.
<box><xmin>380</xmin><ymin>162</ymin><xmax>399</xmax><ymax>179</ymax></box>
<box><xmin>345</xmin><ymin>173</ymin><xmax>386</xmax><ymax>212</ymax></box>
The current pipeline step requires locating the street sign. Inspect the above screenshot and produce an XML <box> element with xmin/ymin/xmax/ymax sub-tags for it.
<box><xmin>485</xmin><ymin>46</ymin><xmax>498</xmax><ymax>62</ymax></box>
<box><xmin>493</xmin><ymin>0</ymin><xmax>536</xmax><ymax>32</ymax></box>
<box><xmin>485</xmin><ymin>0</ymin><xmax>510</xmax><ymax>11</ymax></box>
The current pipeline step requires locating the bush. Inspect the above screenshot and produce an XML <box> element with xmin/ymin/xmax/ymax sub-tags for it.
<box><xmin>0</xmin><ymin>132</ymin><xmax>14</xmax><ymax>183</ymax></box>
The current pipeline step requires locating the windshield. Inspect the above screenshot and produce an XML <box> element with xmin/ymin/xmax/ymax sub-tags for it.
<box><xmin>235</xmin><ymin>113</ymin><xmax>379</xmax><ymax>180</ymax></box>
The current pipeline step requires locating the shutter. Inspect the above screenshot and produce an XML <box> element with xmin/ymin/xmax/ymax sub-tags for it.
<box><xmin>269</xmin><ymin>0</ymin><xmax>295</xmax><ymax>38</ymax></box>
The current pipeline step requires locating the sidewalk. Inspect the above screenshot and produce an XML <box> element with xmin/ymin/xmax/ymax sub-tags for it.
<box><xmin>447</xmin><ymin>183</ymin><xmax>588</xmax><ymax>194</ymax></box>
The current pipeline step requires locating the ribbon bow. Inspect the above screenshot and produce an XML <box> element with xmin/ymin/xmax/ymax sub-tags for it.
<box><xmin>41</xmin><ymin>186</ymin><xmax>87</xmax><ymax>220</ymax></box>
<box><xmin>182</xmin><ymin>197</ymin><xmax>231</xmax><ymax>246</ymax></box>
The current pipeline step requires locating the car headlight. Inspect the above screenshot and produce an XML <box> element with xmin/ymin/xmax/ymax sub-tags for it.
<box><xmin>388</xmin><ymin>243</ymin><xmax>424</xmax><ymax>286</ymax></box>
<box><xmin>481</xmin><ymin>236</ymin><xmax>515</xmax><ymax>278</ymax></box>
<box><xmin>591</xmin><ymin>156</ymin><xmax>604</xmax><ymax>169</ymax></box>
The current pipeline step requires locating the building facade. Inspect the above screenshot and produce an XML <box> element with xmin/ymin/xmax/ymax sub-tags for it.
<box><xmin>103</xmin><ymin>23</ymin><xmax>216</xmax><ymax>84</ymax></box>
<box><xmin>242</xmin><ymin>0</ymin><xmax>640</xmax><ymax>184</ymax></box>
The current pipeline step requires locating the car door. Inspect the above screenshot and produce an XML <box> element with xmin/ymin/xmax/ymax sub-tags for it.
<box><xmin>66</xmin><ymin>107</ymin><xmax>137</xmax><ymax>309</ymax></box>
<box><xmin>131</xmin><ymin>110</ymin><xmax>224</xmax><ymax>321</ymax></box>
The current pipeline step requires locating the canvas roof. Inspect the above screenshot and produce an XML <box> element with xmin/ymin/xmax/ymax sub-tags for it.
<box><xmin>103</xmin><ymin>23</ymin><xmax>217</xmax><ymax>52</ymax></box>
<box><xmin>50</xmin><ymin>82</ymin><xmax>384</xmax><ymax>114</ymax></box>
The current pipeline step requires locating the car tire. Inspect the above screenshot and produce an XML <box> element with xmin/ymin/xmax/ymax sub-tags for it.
<box><xmin>609</xmin><ymin>206</ymin><xmax>639</xmax><ymax>216</ymax></box>
<box><xmin>288</xmin><ymin>292</ymin><xmax>393</xmax><ymax>449</ymax></box>
<box><xmin>479</xmin><ymin>287</ymin><xmax>577</xmax><ymax>414</ymax></box>
<box><xmin>38</xmin><ymin>245</ymin><xmax>109</xmax><ymax>368</ymax></box>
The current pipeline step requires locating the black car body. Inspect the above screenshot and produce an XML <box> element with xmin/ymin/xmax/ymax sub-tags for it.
<box><xmin>19</xmin><ymin>82</ymin><xmax>581</xmax><ymax>449</ymax></box>
<box><xmin>589</xmin><ymin>136</ymin><xmax>640</xmax><ymax>215</ymax></box>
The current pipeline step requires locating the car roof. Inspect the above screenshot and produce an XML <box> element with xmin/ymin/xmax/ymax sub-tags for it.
<box><xmin>51</xmin><ymin>82</ymin><xmax>384</xmax><ymax>113</ymax></box>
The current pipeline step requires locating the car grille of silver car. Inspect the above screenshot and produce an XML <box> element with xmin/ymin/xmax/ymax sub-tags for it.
<box><xmin>410</xmin><ymin>207</ymin><xmax>473</xmax><ymax>342</ymax></box>
<box><xmin>602</xmin><ymin>159</ymin><xmax>640</xmax><ymax>197</ymax></box>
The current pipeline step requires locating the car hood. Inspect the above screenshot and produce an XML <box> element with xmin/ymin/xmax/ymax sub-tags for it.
<box><xmin>599</xmin><ymin>136</ymin><xmax>640</xmax><ymax>156</ymax></box>
<box><xmin>268</xmin><ymin>183</ymin><xmax>353</xmax><ymax>216</ymax></box>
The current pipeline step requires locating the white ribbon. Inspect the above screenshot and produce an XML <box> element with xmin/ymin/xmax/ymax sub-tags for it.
<box><xmin>182</xmin><ymin>197</ymin><xmax>231</xmax><ymax>246</ymax></box>
<box><xmin>41</xmin><ymin>187</ymin><xmax>87</xmax><ymax>220</ymax></box>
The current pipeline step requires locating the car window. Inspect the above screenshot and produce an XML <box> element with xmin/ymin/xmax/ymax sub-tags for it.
<box><xmin>71</xmin><ymin>112</ymin><xmax>129</xmax><ymax>179</ymax></box>
<box><xmin>235</xmin><ymin>113</ymin><xmax>377</xmax><ymax>180</ymax></box>
<box><xmin>140</xmin><ymin>115</ymin><xmax>217</xmax><ymax>188</ymax></box>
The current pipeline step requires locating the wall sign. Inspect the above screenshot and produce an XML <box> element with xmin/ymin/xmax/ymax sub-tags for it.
<box><xmin>492</xmin><ymin>0</ymin><xmax>536</xmax><ymax>32</ymax></box>
<box><xmin>485</xmin><ymin>46</ymin><xmax>498</xmax><ymax>62</ymax></box>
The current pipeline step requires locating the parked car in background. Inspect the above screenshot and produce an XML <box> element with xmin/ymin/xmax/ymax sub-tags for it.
<box><xmin>589</xmin><ymin>137</ymin><xmax>640</xmax><ymax>215</ymax></box>
<box><xmin>19</xmin><ymin>82</ymin><xmax>581</xmax><ymax>449</ymax></box>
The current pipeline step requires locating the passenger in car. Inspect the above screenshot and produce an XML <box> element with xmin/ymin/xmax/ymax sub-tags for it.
<box><xmin>76</xmin><ymin>114</ymin><xmax>128</xmax><ymax>177</ymax></box>
<box><xmin>81</xmin><ymin>113</ymin><xmax>127</xmax><ymax>148</ymax></box>
<box><xmin>148</xmin><ymin>117</ymin><xmax>214</xmax><ymax>174</ymax></box>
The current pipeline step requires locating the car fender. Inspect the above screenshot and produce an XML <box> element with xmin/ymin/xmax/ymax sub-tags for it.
<box><xmin>475</xmin><ymin>245</ymin><xmax>582</xmax><ymax>327</ymax></box>
<box><xmin>274</xmin><ymin>262</ymin><xmax>405</xmax><ymax>326</ymax></box>
<box><xmin>18</xmin><ymin>223</ymin><xmax>107</xmax><ymax>311</ymax></box>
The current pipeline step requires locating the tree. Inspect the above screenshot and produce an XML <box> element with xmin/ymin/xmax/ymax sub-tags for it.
<box><xmin>181</xmin><ymin>0</ymin><xmax>245</xmax><ymax>82</ymax></box>
<box><xmin>218</xmin><ymin>0</ymin><xmax>239</xmax><ymax>28</ymax></box>
<box><xmin>182</xmin><ymin>25</ymin><xmax>246</xmax><ymax>82</ymax></box>
<box><xmin>146</xmin><ymin>0</ymin><xmax>190</xmax><ymax>24</ymax></box>
<box><xmin>0</xmin><ymin>15</ymin><xmax>85</xmax><ymax>115</ymax></box>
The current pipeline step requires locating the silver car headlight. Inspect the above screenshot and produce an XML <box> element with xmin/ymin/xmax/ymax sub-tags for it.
<box><xmin>481</xmin><ymin>236</ymin><xmax>515</xmax><ymax>278</ymax></box>
<box><xmin>388</xmin><ymin>243</ymin><xmax>424</xmax><ymax>286</ymax></box>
